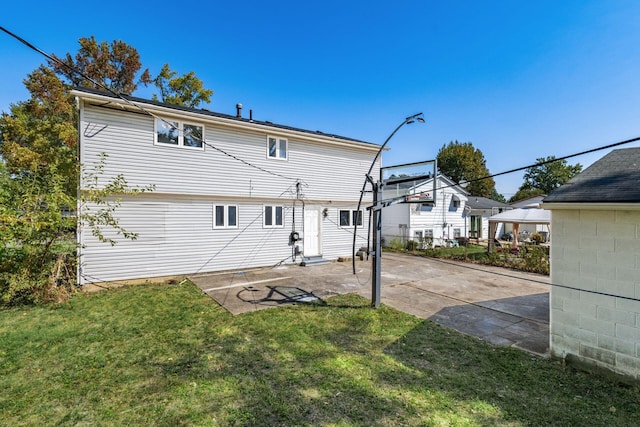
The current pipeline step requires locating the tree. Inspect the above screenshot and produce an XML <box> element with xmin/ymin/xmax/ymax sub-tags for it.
<box><xmin>0</xmin><ymin>36</ymin><xmax>212</xmax><ymax>305</ymax></box>
<box><xmin>50</xmin><ymin>36</ymin><xmax>151</xmax><ymax>95</ymax></box>
<box><xmin>436</xmin><ymin>141</ymin><xmax>495</xmax><ymax>197</ymax></box>
<box><xmin>511</xmin><ymin>156</ymin><xmax>582</xmax><ymax>202</ymax></box>
<box><xmin>509</xmin><ymin>187</ymin><xmax>545</xmax><ymax>204</ymax></box>
<box><xmin>152</xmin><ymin>64</ymin><xmax>213</xmax><ymax>108</ymax></box>
<box><xmin>490</xmin><ymin>189</ymin><xmax>507</xmax><ymax>203</ymax></box>
<box><xmin>1</xmin><ymin>36</ymin><xmax>214</xmax><ymax>196</ymax></box>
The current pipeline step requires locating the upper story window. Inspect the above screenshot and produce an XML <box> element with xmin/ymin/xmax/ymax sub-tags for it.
<box><xmin>264</xmin><ymin>205</ymin><xmax>284</xmax><ymax>228</ymax></box>
<box><xmin>267</xmin><ymin>136</ymin><xmax>287</xmax><ymax>160</ymax></box>
<box><xmin>155</xmin><ymin>118</ymin><xmax>204</xmax><ymax>149</ymax></box>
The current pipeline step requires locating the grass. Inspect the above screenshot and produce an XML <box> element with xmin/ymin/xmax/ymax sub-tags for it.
<box><xmin>1</xmin><ymin>282</ymin><xmax>638</xmax><ymax>426</ymax></box>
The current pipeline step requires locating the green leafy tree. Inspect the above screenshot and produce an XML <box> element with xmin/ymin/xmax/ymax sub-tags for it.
<box><xmin>509</xmin><ymin>187</ymin><xmax>546</xmax><ymax>203</ymax></box>
<box><xmin>510</xmin><ymin>156</ymin><xmax>582</xmax><ymax>202</ymax></box>
<box><xmin>0</xmin><ymin>155</ymin><xmax>153</xmax><ymax>305</ymax></box>
<box><xmin>50</xmin><ymin>35</ymin><xmax>152</xmax><ymax>94</ymax></box>
<box><xmin>151</xmin><ymin>63</ymin><xmax>213</xmax><ymax>108</ymax></box>
<box><xmin>490</xmin><ymin>189</ymin><xmax>507</xmax><ymax>203</ymax></box>
<box><xmin>436</xmin><ymin>141</ymin><xmax>495</xmax><ymax>197</ymax></box>
<box><xmin>1</xmin><ymin>37</ymin><xmax>213</xmax><ymax>194</ymax></box>
<box><xmin>0</xmin><ymin>36</ymin><xmax>210</xmax><ymax>305</ymax></box>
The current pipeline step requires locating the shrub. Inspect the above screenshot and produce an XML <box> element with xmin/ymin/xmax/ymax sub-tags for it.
<box><xmin>530</xmin><ymin>233</ymin><xmax>543</xmax><ymax>244</ymax></box>
<box><xmin>406</xmin><ymin>239</ymin><xmax>419</xmax><ymax>251</ymax></box>
<box><xmin>387</xmin><ymin>238</ymin><xmax>405</xmax><ymax>251</ymax></box>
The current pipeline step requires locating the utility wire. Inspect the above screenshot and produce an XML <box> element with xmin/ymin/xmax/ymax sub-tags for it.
<box><xmin>433</xmin><ymin>135</ymin><xmax>640</xmax><ymax>193</ymax></box>
<box><xmin>0</xmin><ymin>25</ymin><xmax>299</xmax><ymax>183</ymax></box>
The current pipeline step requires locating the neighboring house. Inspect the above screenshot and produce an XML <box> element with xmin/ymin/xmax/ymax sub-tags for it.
<box><xmin>73</xmin><ymin>87</ymin><xmax>379</xmax><ymax>285</ymax></box>
<box><xmin>465</xmin><ymin>196</ymin><xmax>511</xmax><ymax>241</ymax></box>
<box><xmin>542</xmin><ymin>147</ymin><xmax>640</xmax><ymax>381</ymax></box>
<box><xmin>381</xmin><ymin>175</ymin><xmax>469</xmax><ymax>247</ymax></box>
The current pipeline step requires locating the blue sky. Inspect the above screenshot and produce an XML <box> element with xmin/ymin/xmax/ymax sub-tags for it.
<box><xmin>2</xmin><ymin>1</ymin><xmax>640</xmax><ymax>197</ymax></box>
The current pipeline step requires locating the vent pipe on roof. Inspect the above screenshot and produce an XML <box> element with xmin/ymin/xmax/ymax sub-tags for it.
<box><xmin>236</xmin><ymin>103</ymin><xmax>243</xmax><ymax>118</ymax></box>
<box><xmin>249</xmin><ymin>109</ymin><xmax>253</xmax><ymax>122</ymax></box>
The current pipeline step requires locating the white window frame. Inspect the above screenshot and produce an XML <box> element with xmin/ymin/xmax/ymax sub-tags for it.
<box><xmin>263</xmin><ymin>205</ymin><xmax>284</xmax><ymax>228</ymax></box>
<box><xmin>339</xmin><ymin>209</ymin><xmax>363</xmax><ymax>228</ymax></box>
<box><xmin>213</xmin><ymin>205</ymin><xmax>238</xmax><ymax>229</ymax></box>
<box><xmin>267</xmin><ymin>136</ymin><xmax>288</xmax><ymax>160</ymax></box>
<box><xmin>155</xmin><ymin>118</ymin><xmax>205</xmax><ymax>150</ymax></box>
<box><xmin>425</xmin><ymin>229</ymin><xmax>434</xmax><ymax>238</ymax></box>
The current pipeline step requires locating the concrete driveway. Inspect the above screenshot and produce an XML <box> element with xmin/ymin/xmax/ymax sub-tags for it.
<box><xmin>189</xmin><ymin>252</ymin><xmax>550</xmax><ymax>356</ymax></box>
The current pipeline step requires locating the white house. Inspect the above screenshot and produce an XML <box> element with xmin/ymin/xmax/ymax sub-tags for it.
<box><xmin>381</xmin><ymin>175</ymin><xmax>468</xmax><ymax>247</ymax></box>
<box><xmin>465</xmin><ymin>196</ymin><xmax>511</xmax><ymax>241</ymax></box>
<box><xmin>542</xmin><ymin>147</ymin><xmax>640</xmax><ymax>381</ymax></box>
<box><xmin>73</xmin><ymin>87</ymin><xmax>379</xmax><ymax>285</ymax></box>
<box><xmin>381</xmin><ymin>175</ymin><xmax>511</xmax><ymax>247</ymax></box>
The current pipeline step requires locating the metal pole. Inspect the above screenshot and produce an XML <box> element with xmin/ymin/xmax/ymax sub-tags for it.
<box><xmin>352</xmin><ymin>112</ymin><xmax>425</xmax><ymax>275</ymax></box>
<box><xmin>371</xmin><ymin>181</ymin><xmax>382</xmax><ymax>308</ymax></box>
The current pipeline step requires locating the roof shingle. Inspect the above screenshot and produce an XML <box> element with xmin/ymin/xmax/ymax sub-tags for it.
<box><xmin>543</xmin><ymin>147</ymin><xmax>640</xmax><ymax>203</ymax></box>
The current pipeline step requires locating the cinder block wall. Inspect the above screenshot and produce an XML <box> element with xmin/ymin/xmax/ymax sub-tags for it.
<box><xmin>550</xmin><ymin>209</ymin><xmax>640</xmax><ymax>380</ymax></box>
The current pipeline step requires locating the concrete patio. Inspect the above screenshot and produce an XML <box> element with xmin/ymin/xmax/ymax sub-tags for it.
<box><xmin>189</xmin><ymin>252</ymin><xmax>550</xmax><ymax>357</ymax></box>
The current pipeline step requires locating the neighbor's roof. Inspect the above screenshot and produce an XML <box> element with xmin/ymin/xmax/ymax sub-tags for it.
<box><xmin>466</xmin><ymin>196</ymin><xmax>510</xmax><ymax>210</ymax></box>
<box><xmin>543</xmin><ymin>147</ymin><xmax>640</xmax><ymax>203</ymax></box>
<box><xmin>489</xmin><ymin>207</ymin><xmax>551</xmax><ymax>224</ymax></box>
<box><xmin>71</xmin><ymin>86</ymin><xmax>378</xmax><ymax>148</ymax></box>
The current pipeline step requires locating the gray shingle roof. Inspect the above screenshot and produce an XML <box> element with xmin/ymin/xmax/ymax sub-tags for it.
<box><xmin>466</xmin><ymin>196</ymin><xmax>509</xmax><ymax>210</ymax></box>
<box><xmin>543</xmin><ymin>147</ymin><xmax>640</xmax><ymax>203</ymax></box>
<box><xmin>72</xmin><ymin>86</ymin><xmax>377</xmax><ymax>147</ymax></box>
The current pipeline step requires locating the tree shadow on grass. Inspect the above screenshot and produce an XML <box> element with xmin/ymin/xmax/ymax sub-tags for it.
<box><xmin>144</xmin><ymin>296</ymin><xmax>522</xmax><ymax>425</ymax></box>
<box><xmin>383</xmin><ymin>318</ymin><xmax>640</xmax><ymax>426</ymax></box>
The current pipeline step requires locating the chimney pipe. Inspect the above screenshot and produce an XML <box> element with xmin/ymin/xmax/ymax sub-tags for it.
<box><xmin>249</xmin><ymin>109</ymin><xmax>253</xmax><ymax>121</ymax></box>
<box><xmin>236</xmin><ymin>103</ymin><xmax>243</xmax><ymax>118</ymax></box>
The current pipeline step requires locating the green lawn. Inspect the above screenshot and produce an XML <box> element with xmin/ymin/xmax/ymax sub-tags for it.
<box><xmin>1</xmin><ymin>282</ymin><xmax>638</xmax><ymax>426</ymax></box>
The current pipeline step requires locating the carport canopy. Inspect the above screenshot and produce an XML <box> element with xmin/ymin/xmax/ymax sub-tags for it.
<box><xmin>488</xmin><ymin>208</ymin><xmax>551</xmax><ymax>250</ymax></box>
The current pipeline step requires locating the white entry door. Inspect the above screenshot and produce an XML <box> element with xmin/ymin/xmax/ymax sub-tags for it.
<box><xmin>303</xmin><ymin>208</ymin><xmax>321</xmax><ymax>257</ymax></box>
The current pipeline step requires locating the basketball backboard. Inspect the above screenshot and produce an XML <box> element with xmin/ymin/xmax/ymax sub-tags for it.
<box><xmin>381</xmin><ymin>160</ymin><xmax>437</xmax><ymax>204</ymax></box>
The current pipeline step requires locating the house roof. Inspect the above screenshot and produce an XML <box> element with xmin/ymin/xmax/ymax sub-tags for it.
<box><xmin>466</xmin><ymin>196</ymin><xmax>510</xmax><ymax>210</ymax></box>
<box><xmin>410</xmin><ymin>174</ymin><xmax>466</xmax><ymax>194</ymax></box>
<box><xmin>71</xmin><ymin>86</ymin><xmax>378</xmax><ymax>149</ymax></box>
<box><xmin>543</xmin><ymin>148</ymin><xmax>640</xmax><ymax>203</ymax></box>
<box><xmin>510</xmin><ymin>194</ymin><xmax>546</xmax><ymax>208</ymax></box>
<box><xmin>489</xmin><ymin>207</ymin><xmax>551</xmax><ymax>224</ymax></box>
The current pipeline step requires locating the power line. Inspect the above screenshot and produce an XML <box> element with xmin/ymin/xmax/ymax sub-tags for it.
<box><xmin>0</xmin><ymin>25</ymin><xmax>299</xmax><ymax>183</ymax></box>
<box><xmin>434</xmin><ymin>135</ymin><xmax>640</xmax><ymax>194</ymax></box>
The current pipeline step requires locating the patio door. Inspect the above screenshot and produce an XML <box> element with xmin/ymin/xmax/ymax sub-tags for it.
<box><xmin>470</xmin><ymin>215</ymin><xmax>482</xmax><ymax>239</ymax></box>
<box><xmin>303</xmin><ymin>208</ymin><xmax>321</xmax><ymax>257</ymax></box>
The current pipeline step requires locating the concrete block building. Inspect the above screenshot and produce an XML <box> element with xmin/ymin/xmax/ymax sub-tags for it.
<box><xmin>543</xmin><ymin>147</ymin><xmax>640</xmax><ymax>380</ymax></box>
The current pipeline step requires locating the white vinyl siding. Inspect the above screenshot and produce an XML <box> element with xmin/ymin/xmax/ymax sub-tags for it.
<box><xmin>80</xmin><ymin>103</ymin><xmax>378</xmax><ymax>202</ymax></box>
<box><xmin>77</xmin><ymin>98</ymin><xmax>379</xmax><ymax>284</ymax></box>
<box><xmin>381</xmin><ymin>177</ymin><xmax>467</xmax><ymax>247</ymax></box>
<box><xmin>78</xmin><ymin>198</ymin><xmax>371</xmax><ymax>284</ymax></box>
